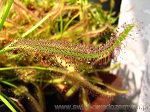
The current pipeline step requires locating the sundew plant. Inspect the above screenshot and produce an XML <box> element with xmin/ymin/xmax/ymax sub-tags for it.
<box><xmin>0</xmin><ymin>0</ymin><xmax>135</xmax><ymax>112</ymax></box>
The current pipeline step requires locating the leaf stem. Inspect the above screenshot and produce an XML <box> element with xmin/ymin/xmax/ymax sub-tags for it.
<box><xmin>0</xmin><ymin>0</ymin><xmax>14</xmax><ymax>30</ymax></box>
<box><xmin>0</xmin><ymin>66</ymin><xmax>115</xmax><ymax>96</ymax></box>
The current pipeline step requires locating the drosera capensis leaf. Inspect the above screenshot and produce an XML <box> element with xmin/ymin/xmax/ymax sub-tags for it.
<box><xmin>2</xmin><ymin>23</ymin><xmax>135</xmax><ymax>67</ymax></box>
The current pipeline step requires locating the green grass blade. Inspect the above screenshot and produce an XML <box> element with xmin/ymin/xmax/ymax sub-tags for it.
<box><xmin>0</xmin><ymin>93</ymin><xmax>17</xmax><ymax>112</ymax></box>
<box><xmin>0</xmin><ymin>0</ymin><xmax>14</xmax><ymax>30</ymax></box>
<box><xmin>0</xmin><ymin>92</ymin><xmax>23</xmax><ymax>112</ymax></box>
<box><xmin>0</xmin><ymin>80</ymin><xmax>17</xmax><ymax>88</ymax></box>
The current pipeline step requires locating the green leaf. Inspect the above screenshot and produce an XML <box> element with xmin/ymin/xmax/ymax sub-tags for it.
<box><xmin>0</xmin><ymin>0</ymin><xmax>14</xmax><ymax>30</ymax></box>
<box><xmin>0</xmin><ymin>93</ymin><xmax>17</xmax><ymax>112</ymax></box>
